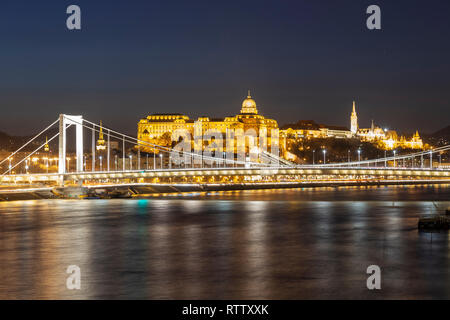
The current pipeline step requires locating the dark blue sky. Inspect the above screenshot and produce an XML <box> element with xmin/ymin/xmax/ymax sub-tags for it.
<box><xmin>0</xmin><ymin>0</ymin><xmax>449</xmax><ymax>135</ymax></box>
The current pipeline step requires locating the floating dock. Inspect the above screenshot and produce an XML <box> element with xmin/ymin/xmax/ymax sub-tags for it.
<box><xmin>418</xmin><ymin>213</ymin><xmax>450</xmax><ymax>230</ymax></box>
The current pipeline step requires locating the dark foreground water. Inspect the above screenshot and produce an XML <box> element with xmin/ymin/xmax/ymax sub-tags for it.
<box><xmin>1</xmin><ymin>184</ymin><xmax>450</xmax><ymax>299</ymax></box>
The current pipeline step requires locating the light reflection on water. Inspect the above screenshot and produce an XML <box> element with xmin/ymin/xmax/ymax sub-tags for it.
<box><xmin>0</xmin><ymin>184</ymin><xmax>449</xmax><ymax>299</ymax></box>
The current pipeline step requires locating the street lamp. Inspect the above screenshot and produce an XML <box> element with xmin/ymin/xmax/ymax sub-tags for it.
<box><xmin>160</xmin><ymin>153</ymin><xmax>163</xmax><ymax>169</ymax></box>
<box><xmin>169</xmin><ymin>152</ymin><xmax>172</xmax><ymax>169</ymax></box>
<box><xmin>357</xmin><ymin>149</ymin><xmax>361</xmax><ymax>166</ymax></box>
<box><xmin>312</xmin><ymin>150</ymin><xmax>315</xmax><ymax>165</ymax></box>
<box><xmin>393</xmin><ymin>150</ymin><xmax>396</xmax><ymax>167</ymax></box>
<box><xmin>429</xmin><ymin>150</ymin><xmax>433</xmax><ymax>169</ymax></box>
<box><xmin>99</xmin><ymin>155</ymin><xmax>103</xmax><ymax>171</ymax></box>
<box><xmin>322</xmin><ymin>149</ymin><xmax>326</xmax><ymax>164</ymax></box>
<box><xmin>201</xmin><ymin>150</ymin><xmax>204</xmax><ymax>168</ymax></box>
<box><xmin>348</xmin><ymin>150</ymin><xmax>351</xmax><ymax>164</ymax></box>
<box><xmin>129</xmin><ymin>155</ymin><xmax>132</xmax><ymax>171</ymax></box>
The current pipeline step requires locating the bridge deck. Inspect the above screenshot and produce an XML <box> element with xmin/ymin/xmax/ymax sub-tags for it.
<box><xmin>1</xmin><ymin>166</ymin><xmax>449</xmax><ymax>184</ymax></box>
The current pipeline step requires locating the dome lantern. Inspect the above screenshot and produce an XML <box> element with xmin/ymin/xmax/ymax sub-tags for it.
<box><xmin>240</xmin><ymin>90</ymin><xmax>258</xmax><ymax>114</ymax></box>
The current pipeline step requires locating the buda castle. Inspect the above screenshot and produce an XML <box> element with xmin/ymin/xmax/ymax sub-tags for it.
<box><xmin>137</xmin><ymin>91</ymin><xmax>279</xmax><ymax>153</ymax></box>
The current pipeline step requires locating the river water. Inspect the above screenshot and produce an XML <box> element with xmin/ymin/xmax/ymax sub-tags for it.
<box><xmin>1</xmin><ymin>184</ymin><xmax>449</xmax><ymax>299</ymax></box>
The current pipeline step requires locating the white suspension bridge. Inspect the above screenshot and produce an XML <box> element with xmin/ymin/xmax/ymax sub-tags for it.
<box><xmin>0</xmin><ymin>114</ymin><xmax>449</xmax><ymax>199</ymax></box>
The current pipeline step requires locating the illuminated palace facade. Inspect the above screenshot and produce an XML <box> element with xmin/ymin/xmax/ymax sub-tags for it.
<box><xmin>137</xmin><ymin>91</ymin><xmax>279</xmax><ymax>154</ymax></box>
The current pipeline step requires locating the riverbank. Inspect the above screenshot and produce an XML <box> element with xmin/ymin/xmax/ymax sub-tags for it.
<box><xmin>0</xmin><ymin>179</ymin><xmax>449</xmax><ymax>201</ymax></box>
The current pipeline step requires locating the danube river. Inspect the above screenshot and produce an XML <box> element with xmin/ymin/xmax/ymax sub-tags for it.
<box><xmin>1</xmin><ymin>184</ymin><xmax>449</xmax><ymax>299</ymax></box>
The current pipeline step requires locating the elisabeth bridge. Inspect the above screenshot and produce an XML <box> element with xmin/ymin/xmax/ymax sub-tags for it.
<box><xmin>0</xmin><ymin>115</ymin><xmax>449</xmax><ymax>199</ymax></box>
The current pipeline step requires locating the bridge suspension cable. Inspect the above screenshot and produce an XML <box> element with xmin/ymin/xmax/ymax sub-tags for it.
<box><xmin>313</xmin><ymin>145</ymin><xmax>450</xmax><ymax>168</ymax></box>
<box><xmin>0</xmin><ymin>118</ymin><xmax>59</xmax><ymax>167</ymax></box>
<box><xmin>2</xmin><ymin>129</ymin><xmax>64</xmax><ymax>175</ymax></box>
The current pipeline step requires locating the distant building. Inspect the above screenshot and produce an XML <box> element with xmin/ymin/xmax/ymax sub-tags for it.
<box><xmin>137</xmin><ymin>91</ymin><xmax>279</xmax><ymax>154</ymax></box>
<box><xmin>280</xmin><ymin>120</ymin><xmax>352</xmax><ymax>141</ymax></box>
<box><xmin>323</xmin><ymin>125</ymin><xmax>354</xmax><ymax>139</ymax></box>
<box><xmin>280</xmin><ymin>120</ymin><xmax>323</xmax><ymax>140</ymax></box>
<box><xmin>351</xmin><ymin>101</ymin><xmax>424</xmax><ymax>150</ymax></box>
<box><xmin>358</xmin><ymin>120</ymin><xmax>387</xmax><ymax>141</ymax></box>
<box><xmin>279</xmin><ymin>100</ymin><xmax>425</xmax><ymax>156</ymax></box>
<box><xmin>279</xmin><ymin>120</ymin><xmax>353</xmax><ymax>152</ymax></box>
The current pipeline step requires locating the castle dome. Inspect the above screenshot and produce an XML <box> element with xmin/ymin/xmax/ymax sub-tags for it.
<box><xmin>240</xmin><ymin>90</ymin><xmax>258</xmax><ymax>114</ymax></box>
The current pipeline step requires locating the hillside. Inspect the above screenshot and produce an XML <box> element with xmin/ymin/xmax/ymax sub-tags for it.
<box><xmin>428</xmin><ymin>125</ymin><xmax>450</xmax><ymax>147</ymax></box>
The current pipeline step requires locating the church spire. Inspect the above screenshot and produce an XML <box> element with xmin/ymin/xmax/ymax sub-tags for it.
<box><xmin>99</xmin><ymin>120</ymin><xmax>104</xmax><ymax>140</ymax></box>
<box><xmin>96</xmin><ymin>120</ymin><xmax>106</xmax><ymax>151</ymax></box>
<box><xmin>247</xmin><ymin>89</ymin><xmax>251</xmax><ymax>98</ymax></box>
<box><xmin>44</xmin><ymin>136</ymin><xmax>50</xmax><ymax>152</ymax></box>
<box><xmin>350</xmin><ymin>100</ymin><xmax>358</xmax><ymax>135</ymax></box>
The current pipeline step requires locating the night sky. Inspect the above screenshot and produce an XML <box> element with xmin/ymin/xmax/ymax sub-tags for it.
<box><xmin>0</xmin><ymin>0</ymin><xmax>449</xmax><ymax>135</ymax></box>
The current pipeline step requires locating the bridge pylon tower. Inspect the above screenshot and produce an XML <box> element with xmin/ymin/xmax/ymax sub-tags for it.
<box><xmin>58</xmin><ymin>114</ymin><xmax>83</xmax><ymax>186</ymax></box>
